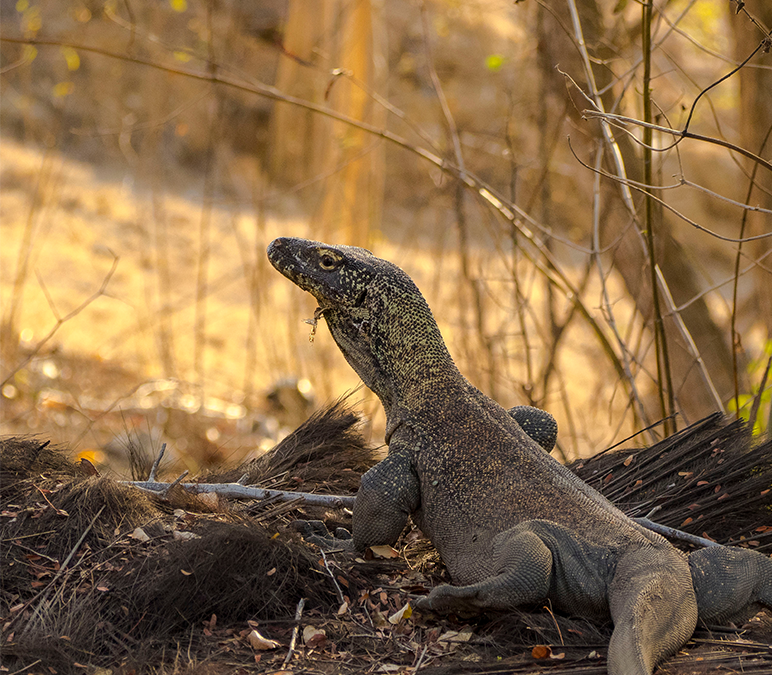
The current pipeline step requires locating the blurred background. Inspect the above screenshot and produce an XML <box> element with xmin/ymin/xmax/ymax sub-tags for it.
<box><xmin>1</xmin><ymin>0</ymin><xmax>770</xmax><ymax>474</ymax></box>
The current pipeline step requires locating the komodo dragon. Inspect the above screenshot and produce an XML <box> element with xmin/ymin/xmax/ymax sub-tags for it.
<box><xmin>267</xmin><ymin>237</ymin><xmax>772</xmax><ymax>675</ymax></box>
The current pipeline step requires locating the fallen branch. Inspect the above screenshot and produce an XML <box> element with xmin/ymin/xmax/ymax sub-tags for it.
<box><xmin>121</xmin><ymin>478</ymin><xmax>728</xmax><ymax>550</ymax></box>
<box><xmin>632</xmin><ymin>517</ymin><xmax>721</xmax><ymax>549</ymax></box>
<box><xmin>122</xmin><ymin>480</ymin><xmax>355</xmax><ymax>509</ymax></box>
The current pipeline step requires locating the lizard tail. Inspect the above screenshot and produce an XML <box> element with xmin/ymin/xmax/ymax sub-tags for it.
<box><xmin>607</xmin><ymin>546</ymin><xmax>697</xmax><ymax>675</ymax></box>
<box><xmin>689</xmin><ymin>546</ymin><xmax>772</xmax><ymax>625</ymax></box>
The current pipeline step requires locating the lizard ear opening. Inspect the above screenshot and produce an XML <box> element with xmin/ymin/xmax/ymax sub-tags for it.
<box><xmin>354</xmin><ymin>289</ymin><xmax>367</xmax><ymax>308</ymax></box>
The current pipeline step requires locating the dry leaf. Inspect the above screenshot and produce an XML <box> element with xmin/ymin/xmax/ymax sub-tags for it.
<box><xmin>128</xmin><ymin>528</ymin><xmax>150</xmax><ymax>542</ymax></box>
<box><xmin>79</xmin><ymin>458</ymin><xmax>99</xmax><ymax>476</ymax></box>
<box><xmin>337</xmin><ymin>601</ymin><xmax>349</xmax><ymax>616</ymax></box>
<box><xmin>248</xmin><ymin>629</ymin><xmax>280</xmax><ymax>650</ymax></box>
<box><xmin>532</xmin><ymin>645</ymin><xmax>552</xmax><ymax>659</ymax></box>
<box><xmin>368</xmin><ymin>545</ymin><xmax>399</xmax><ymax>559</ymax></box>
<box><xmin>623</xmin><ymin>455</ymin><xmax>634</xmax><ymax>467</ymax></box>
<box><xmin>180</xmin><ymin>569</ymin><xmax>192</xmax><ymax>576</ymax></box>
<box><xmin>173</xmin><ymin>530</ymin><xmax>199</xmax><ymax>541</ymax></box>
<box><xmin>371</xmin><ymin>610</ymin><xmax>390</xmax><ymax>629</ymax></box>
<box><xmin>438</xmin><ymin>627</ymin><xmax>473</xmax><ymax>644</ymax></box>
<box><xmin>302</xmin><ymin>625</ymin><xmax>326</xmax><ymax>648</ymax></box>
<box><xmin>388</xmin><ymin>603</ymin><xmax>412</xmax><ymax>624</ymax></box>
<box><xmin>266</xmin><ymin>567</ymin><xmax>276</xmax><ymax>576</ymax></box>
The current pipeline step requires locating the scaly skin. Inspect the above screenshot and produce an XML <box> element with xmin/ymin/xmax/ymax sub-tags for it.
<box><xmin>267</xmin><ymin>237</ymin><xmax>771</xmax><ymax>675</ymax></box>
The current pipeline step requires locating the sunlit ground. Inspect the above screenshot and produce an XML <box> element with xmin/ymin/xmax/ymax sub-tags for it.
<box><xmin>2</xmin><ymin>136</ymin><xmax>664</xmax><ymax>467</ymax></box>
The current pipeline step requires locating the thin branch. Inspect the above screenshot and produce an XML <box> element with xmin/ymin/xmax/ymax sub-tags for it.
<box><xmin>641</xmin><ymin>0</ymin><xmax>674</xmax><ymax>431</ymax></box>
<box><xmin>21</xmin><ymin>505</ymin><xmax>106</xmax><ymax>635</ymax></box>
<box><xmin>590</xmin><ymin>146</ymin><xmax>653</xmax><ymax>435</ymax></box>
<box><xmin>283</xmin><ymin>597</ymin><xmax>306</xmax><ymax>667</ymax></box>
<box><xmin>632</xmin><ymin>517</ymin><xmax>721</xmax><ymax>548</ymax></box>
<box><xmin>1</xmin><ymin>255</ymin><xmax>119</xmax><ymax>388</ymax></box>
<box><xmin>655</xmin><ymin>266</ymin><xmax>725</xmax><ymax>413</ymax></box>
<box><xmin>567</xmin><ymin>140</ymin><xmax>772</xmax><ymax>243</ymax></box>
<box><xmin>147</xmin><ymin>442</ymin><xmax>166</xmax><ymax>482</ymax></box>
<box><xmin>583</xmin><ymin>111</ymin><xmax>772</xmax><ymax>173</ymax></box>
<box><xmin>732</xmin><ymin>122</ymin><xmax>772</xmax><ymax>417</ymax></box>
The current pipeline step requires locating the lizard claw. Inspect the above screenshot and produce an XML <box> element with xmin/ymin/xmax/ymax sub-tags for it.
<box><xmin>413</xmin><ymin>584</ymin><xmax>481</xmax><ymax>615</ymax></box>
<box><xmin>290</xmin><ymin>519</ymin><xmax>354</xmax><ymax>551</ymax></box>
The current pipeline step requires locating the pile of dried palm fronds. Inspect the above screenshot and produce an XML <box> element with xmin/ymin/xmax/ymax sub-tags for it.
<box><xmin>573</xmin><ymin>413</ymin><xmax>772</xmax><ymax>551</ymax></box>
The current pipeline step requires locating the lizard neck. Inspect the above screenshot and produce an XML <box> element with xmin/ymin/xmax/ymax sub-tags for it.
<box><xmin>372</xmin><ymin>318</ymin><xmax>462</xmax><ymax>412</ymax></box>
<box><xmin>319</xmin><ymin>264</ymin><xmax>466</xmax><ymax>425</ymax></box>
<box><xmin>364</xmin><ymin>286</ymin><xmax>465</xmax><ymax>416</ymax></box>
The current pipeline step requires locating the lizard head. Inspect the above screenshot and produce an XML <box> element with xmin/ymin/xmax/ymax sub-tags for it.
<box><xmin>267</xmin><ymin>237</ymin><xmax>457</xmax><ymax>412</ymax></box>
<box><xmin>267</xmin><ymin>237</ymin><xmax>380</xmax><ymax>310</ymax></box>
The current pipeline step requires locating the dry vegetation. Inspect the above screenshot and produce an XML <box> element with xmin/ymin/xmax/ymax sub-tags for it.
<box><xmin>0</xmin><ymin>0</ymin><xmax>770</xmax><ymax>464</ymax></box>
<box><xmin>1</xmin><ymin>0</ymin><xmax>772</xmax><ymax>672</ymax></box>
<box><xmin>2</xmin><ymin>403</ymin><xmax>771</xmax><ymax>674</ymax></box>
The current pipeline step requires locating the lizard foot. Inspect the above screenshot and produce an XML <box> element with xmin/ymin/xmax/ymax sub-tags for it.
<box><xmin>290</xmin><ymin>519</ymin><xmax>354</xmax><ymax>552</ymax></box>
<box><xmin>414</xmin><ymin>583</ymin><xmax>486</xmax><ymax>615</ymax></box>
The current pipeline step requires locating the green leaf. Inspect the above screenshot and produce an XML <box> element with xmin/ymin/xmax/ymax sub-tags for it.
<box><xmin>485</xmin><ymin>54</ymin><xmax>505</xmax><ymax>72</ymax></box>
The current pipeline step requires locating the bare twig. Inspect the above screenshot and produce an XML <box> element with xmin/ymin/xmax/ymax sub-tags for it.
<box><xmin>655</xmin><ymin>267</ymin><xmax>725</xmax><ymax>413</ymax></box>
<box><xmin>319</xmin><ymin>548</ymin><xmax>347</xmax><ymax>606</ymax></box>
<box><xmin>1</xmin><ymin>255</ymin><xmax>119</xmax><ymax>388</ymax></box>
<box><xmin>283</xmin><ymin>597</ymin><xmax>306</xmax><ymax>667</ymax></box>
<box><xmin>162</xmin><ymin>470</ymin><xmax>190</xmax><ymax>497</ymax></box>
<box><xmin>567</xmin><ymin>140</ymin><xmax>772</xmax><ymax>243</ymax></box>
<box><xmin>20</xmin><ymin>505</ymin><xmax>106</xmax><ymax>635</ymax></box>
<box><xmin>147</xmin><ymin>442</ymin><xmax>167</xmax><ymax>483</ymax></box>
<box><xmin>413</xmin><ymin>645</ymin><xmax>429</xmax><ymax>672</ymax></box>
<box><xmin>732</xmin><ymin>122</ymin><xmax>772</xmax><ymax>416</ymax></box>
<box><xmin>583</xmin><ymin>111</ymin><xmax>772</xmax><ymax>174</ymax></box>
<box><xmin>590</xmin><ymin>146</ymin><xmax>653</xmax><ymax>434</ymax></box>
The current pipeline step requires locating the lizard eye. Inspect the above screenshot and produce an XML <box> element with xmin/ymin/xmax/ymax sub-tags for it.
<box><xmin>319</xmin><ymin>253</ymin><xmax>338</xmax><ymax>270</ymax></box>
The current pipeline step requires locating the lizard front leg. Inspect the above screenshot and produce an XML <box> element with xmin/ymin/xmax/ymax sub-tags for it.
<box><xmin>352</xmin><ymin>444</ymin><xmax>420</xmax><ymax>552</ymax></box>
